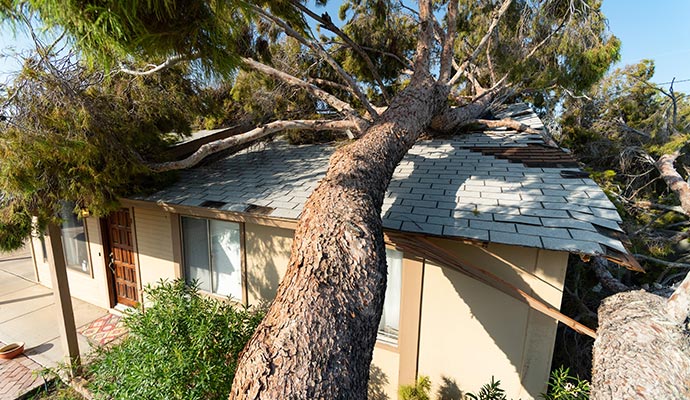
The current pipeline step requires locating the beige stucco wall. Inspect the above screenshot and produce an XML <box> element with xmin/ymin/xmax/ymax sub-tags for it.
<box><xmin>32</xmin><ymin>217</ymin><xmax>111</xmax><ymax>309</ymax></box>
<box><xmin>371</xmin><ymin>346</ymin><xmax>400</xmax><ymax>399</ymax></box>
<box><xmin>132</xmin><ymin>207</ymin><xmax>177</xmax><ymax>289</ymax></box>
<box><xmin>244</xmin><ymin>223</ymin><xmax>293</xmax><ymax>306</ymax></box>
<box><xmin>416</xmin><ymin>239</ymin><xmax>568</xmax><ymax>400</ymax></box>
<box><xmin>29</xmin><ymin>206</ymin><xmax>569</xmax><ymax>400</ymax></box>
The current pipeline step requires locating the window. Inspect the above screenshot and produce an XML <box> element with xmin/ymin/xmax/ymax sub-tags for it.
<box><xmin>59</xmin><ymin>202</ymin><xmax>90</xmax><ymax>273</ymax></box>
<box><xmin>181</xmin><ymin>216</ymin><xmax>242</xmax><ymax>300</ymax></box>
<box><xmin>378</xmin><ymin>248</ymin><xmax>402</xmax><ymax>343</ymax></box>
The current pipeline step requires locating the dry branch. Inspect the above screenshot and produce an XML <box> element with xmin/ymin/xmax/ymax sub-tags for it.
<box><xmin>592</xmin><ymin>257</ymin><xmax>630</xmax><ymax>293</ymax></box>
<box><xmin>251</xmin><ymin>5</ymin><xmax>379</xmax><ymax>119</ymax></box>
<box><xmin>241</xmin><ymin>57</ymin><xmax>368</xmax><ymax>132</ymax></box>
<box><xmin>634</xmin><ymin>254</ymin><xmax>690</xmax><ymax>269</ymax></box>
<box><xmin>438</xmin><ymin>0</ymin><xmax>458</xmax><ymax>82</ymax></box>
<box><xmin>148</xmin><ymin>119</ymin><xmax>357</xmax><ymax>172</ymax></box>
<box><xmin>448</xmin><ymin>0</ymin><xmax>513</xmax><ymax>86</ymax></box>
<box><xmin>292</xmin><ymin>1</ymin><xmax>391</xmax><ymax>104</ymax></box>
<box><xmin>119</xmin><ymin>54</ymin><xmax>188</xmax><ymax>76</ymax></box>
<box><xmin>655</xmin><ymin>151</ymin><xmax>690</xmax><ymax>216</ymax></box>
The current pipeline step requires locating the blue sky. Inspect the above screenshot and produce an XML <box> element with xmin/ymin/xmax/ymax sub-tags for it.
<box><xmin>601</xmin><ymin>0</ymin><xmax>690</xmax><ymax>92</ymax></box>
<box><xmin>2</xmin><ymin>1</ymin><xmax>690</xmax><ymax>92</ymax></box>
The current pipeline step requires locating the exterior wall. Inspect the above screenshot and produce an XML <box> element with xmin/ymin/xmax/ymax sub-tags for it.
<box><xmin>132</xmin><ymin>207</ymin><xmax>178</xmax><ymax>289</ymax></box>
<box><xmin>28</xmin><ymin>204</ymin><xmax>569</xmax><ymax>400</ymax></box>
<box><xmin>244</xmin><ymin>224</ymin><xmax>293</xmax><ymax>306</ymax></box>
<box><xmin>32</xmin><ymin>217</ymin><xmax>111</xmax><ymax>310</ymax></box>
<box><xmin>416</xmin><ymin>239</ymin><xmax>568</xmax><ymax>400</ymax></box>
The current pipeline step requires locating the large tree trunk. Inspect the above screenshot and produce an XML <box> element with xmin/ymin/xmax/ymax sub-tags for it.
<box><xmin>228</xmin><ymin>75</ymin><xmax>454</xmax><ymax>398</ymax></box>
<box><xmin>591</xmin><ymin>273</ymin><xmax>690</xmax><ymax>399</ymax></box>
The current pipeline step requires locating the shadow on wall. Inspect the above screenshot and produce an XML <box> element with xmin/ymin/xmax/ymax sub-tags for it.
<box><xmin>368</xmin><ymin>364</ymin><xmax>390</xmax><ymax>400</ymax></box>
<box><xmin>244</xmin><ymin>225</ymin><xmax>292</xmax><ymax>304</ymax></box>
<box><xmin>437</xmin><ymin>376</ymin><xmax>464</xmax><ymax>400</ymax></box>
<box><xmin>386</xmin><ymin>140</ymin><xmax>558</xmax><ymax>398</ymax></box>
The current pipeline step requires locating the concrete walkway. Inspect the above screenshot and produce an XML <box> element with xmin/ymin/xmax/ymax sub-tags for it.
<box><xmin>0</xmin><ymin>246</ymin><xmax>108</xmax><ymax>398</ymax></box>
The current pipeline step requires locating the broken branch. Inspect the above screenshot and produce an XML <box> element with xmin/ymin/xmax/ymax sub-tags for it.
<box><xmin>148</xmin><ymin>119</ymin><xmax>357</xmax><ymax>172</ymax></box>
<box><xmin>655</xmin><ymin>151</ymin><xmax>690</xmax><ymax>216</ymax></box>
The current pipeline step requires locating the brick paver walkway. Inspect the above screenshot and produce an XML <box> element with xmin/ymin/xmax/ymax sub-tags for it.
<box><xmin>0</xmin><ymin>341</ymin><xmax>47</xmax><ymax>399</ymax></box>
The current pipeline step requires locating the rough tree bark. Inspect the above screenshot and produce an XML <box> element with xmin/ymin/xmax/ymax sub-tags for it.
<box><xmin>228</xmin><ymin>77</ymin><xmax>452</xmax><ymax>399</ymax></box>
<box><xmin>591</xmin><ymin>272</ymin><xmax>690</xmax><ymax>399</ymax></box>
<box><xmin>655</xmin><ymin>151</ymin><xmax>690</xmax><ymax>216</ymax></box>
<box><xmin>227</xmin><ymin>3</ymin><xmax>476</xmax><ymax>397</ymax></box>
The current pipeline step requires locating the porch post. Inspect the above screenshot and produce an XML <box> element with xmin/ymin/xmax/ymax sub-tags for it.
<box><xmin>45</xmin><ymin>222</ymin><xmax>82</xmax><ymax>376</ymax></box>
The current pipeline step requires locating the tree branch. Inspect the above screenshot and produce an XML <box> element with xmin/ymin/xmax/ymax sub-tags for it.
<box><xmin>291</xmin><ymin>1</ymin><xmax>391</xmax><ymax>104</ymax></box>
<box><xmin>307</xmin><ymin>77</ymin><xmax>356</xmax><ymax>97</ymax></box>
<box><xmin>463</xmin><ymin>118</ymin><xmax>541</xmax><ymax>134</ymax></box>
<box><xmin>251</xmin><ymin>5</ymin><xmax>379</xmax><ymax>120</ymax></box>
<box><xmin>118</xmin><ymin>54</ymin><xmax>188</xmax><ymax>76</ymax></box>
<box><xmin>241</xmin><ymin>57</ymin><xmax>368</xmax><ymax>132</ymax></box>
<box><xmin>655</xmin><ymin>151</ymin><xmax>690</xmax><ymax>216</ymax></box>
<box><xmin>448</xmin><ymin>0</ymin><xmax>513</xmax><ymax>86</ymax></box>
<box><xmin>411</xmin><ymin>0</ymin><xmax>435</xmax><ymax>81</ymax></box>
<box><xmin>592</xmin><ymin>257</ymin><xmax>630</xmax><ymax>293</ymax></box>
<box><xmin>148</xmin><ymin>119</ymin><xmax>357</xmax><ymax>172</ymax></box>
<box><xmin>635</xmin><ymin>254</ymin><xmax>690</xmax><ymax>270</ymax></box>
<box><xmin>439</xmin><ymin>0</ymin><xmax>458</xmax><ymax>82</ymax></box>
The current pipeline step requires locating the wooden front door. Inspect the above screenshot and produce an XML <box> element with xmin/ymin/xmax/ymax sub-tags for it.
<box><xmin>107</xmin><ymin>209</ymin><xmax>139</xmax><ymax>307</ymax></box>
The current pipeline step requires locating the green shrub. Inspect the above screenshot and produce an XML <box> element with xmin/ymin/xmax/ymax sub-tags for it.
<box><xmin>399</xmin><ymin>375</ymin><xmax>432</xmax><ymax>400</ymax></box>
<box><xmin>542</xmin><ymin>366</ymin><xmax>590</xmax><ymax>400</ymax></box>
<box><xmin>466</xmin><ymin>377</ymin><xmax>507</xmax><ymax>400</ymax></box>
<box><xmin>86</xmin><ymin>279</ymin><xmax>264</xmax><ymax>399</ymax></box>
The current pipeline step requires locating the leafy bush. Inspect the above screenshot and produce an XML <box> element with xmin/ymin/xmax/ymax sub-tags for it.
<box><xmin>466</xmin><ymin>377</ymin><xmax>507</xmax><ymax>400</ymax></box>
<box><xmin>542</xmin><ymin>367</ymin><xmax>590</xmax><ymax>400</ymax></box>
<box><xmin>399</xmin><ymin>375</ymin><xmax>431</xmax><ymax>400</ymax></box>
<box><xmin>86</xmin><ymin>280</ymin><xmax>264</xmax><ymax>399</ymax></box>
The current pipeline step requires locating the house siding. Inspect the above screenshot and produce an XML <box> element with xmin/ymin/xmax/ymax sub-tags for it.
<box><xmin>32</xmin><ymin>217</ymin><xmax>111</xmax><ymax>309</ymax></box>
<box><xmin>133</xmin><ymin>207</ymin><xmax>177</xmax><ymax>289</ymax></box>
<box><xmin>244</xmin><ymin>224</ymin><xmax>293</xmax><ymax>306</ymax></box>
<box><xmin>416</xmin><ymin>240</ymin><xmax>567</xmax><ymax>400</ymax></box>
<box><xmin>31</xmin><ymin>204</ymin><xmax>569</xmax><ymax>400</ymax></box>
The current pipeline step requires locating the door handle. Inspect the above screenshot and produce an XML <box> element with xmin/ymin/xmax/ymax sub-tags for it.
<box><xmin>108</xmin><ymin>252</ymin><xmax>116</xmax><ymax>273</ymax></box>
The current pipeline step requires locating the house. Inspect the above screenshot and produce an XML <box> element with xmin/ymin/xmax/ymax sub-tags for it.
<box><xmin>28</xmin><ymin>104</ymin><xmax>639</xmax><ymax>399</ymax></box>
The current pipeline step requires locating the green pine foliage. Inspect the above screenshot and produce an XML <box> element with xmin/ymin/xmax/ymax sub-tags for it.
<box><xmin>17</xmin><ymin>0</ymin><xmax>304</xmax><ymax>78</ymax></box>
<box><xmin>86</xmin><ymin>280</ymin><xmax>264</xmax><ymax>400</ymax></box>
<box><xmin>0</xmin><ymin>57</ymin><xmax>202</xmax><ymax>249</ymax></box>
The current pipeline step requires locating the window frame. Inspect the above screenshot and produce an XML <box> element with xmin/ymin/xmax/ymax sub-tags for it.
<box><xmin>377</xmin><ymin>247</ymin><xmax>403</xmax><ymax>346</ymax></box>
<box><xmin>180</xmin><ymin>215</ymin><xmax>245</xmax><ymax>302</ymax></box>
<box><xmin>58</xmin><ymin>201</ymin><xmax>92</xmax><ymax>275</ymax></box>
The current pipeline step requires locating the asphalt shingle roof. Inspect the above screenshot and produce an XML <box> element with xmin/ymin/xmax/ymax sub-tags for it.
<box><xmin>139</xmin><ymin>104</ymin><xmax>637</xmax><ymax>268</ymax></box>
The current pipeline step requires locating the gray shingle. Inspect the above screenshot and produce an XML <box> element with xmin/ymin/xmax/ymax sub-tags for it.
<box><xmin>542</xmin><ymin>237</ymin><xmax>603</xmax><ymax>255</ymax></box>
<box><xmin>516</xmin><ymin>225</ymin><xmax>571</xmax><ymax>239</ymax></box>
<box><xmin>139</xmin><ymin>106</ymin><xmax>630</xmax><ymax>259</ymax></box>
<box><xmin>443</xmin><ymin>226</ymin><xmax>489</xmax><ymax>241</ymax></box>
<box><xmin>386</xmin><ymin>212</ymin><xmax>428</xmax><ymax>223</ymax></box>
<box><xmin>402</xmin><ymin>199</ymin><xmax>438</xmax><ymax>208</ymax></box>
<box><xmin>589</xmin><ymin>207</ymin><xmax>623</xmax><ymax>222</ymax></box>
<box><xmin>541</xmin><ymin>218</ymin><xmax>597</xmax><ymax>231</ymax></box>
<box><xmin>470</xmin><ymin>220</ymin><xmax>517</xmax><ymax>233</ymax></box>
<box><xmin>568</xmin><ymin>211</ymin><xmax>624</xmax><ymax>232</ymax></box>
<box><xmin>493</xmin><ymin>214</ymin><xmax>541</xmax><ymax>225</ymax></box>
<box><xmin>401</xmin><ymin>221</ymin><xmax>443</xmax><ymax>235</ymax></box>
<box><xmin>490</xmin><ymin>231</ymin><xmax>542</xmax><ymax>248</ymax></box>
<box><xmin>569</xmin><ymin>229</ymin><xmax>627</xmax><ymax>253</ymax></box>
<box><xmin>519</xmin><ymin>208</ymin><xmax>570</xmax><ymax>218</ymax></box>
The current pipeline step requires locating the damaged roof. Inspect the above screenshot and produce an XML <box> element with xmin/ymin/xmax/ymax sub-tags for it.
<box><xmin>137</xmin><ymin>103</ymin><xmax>640</xmax><ymax>270</ymax></box>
